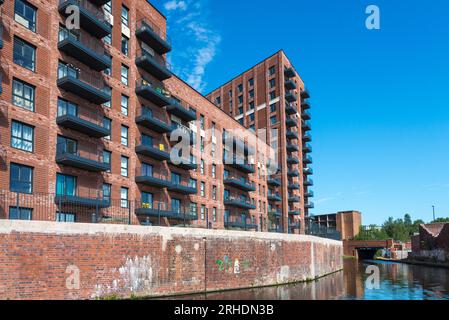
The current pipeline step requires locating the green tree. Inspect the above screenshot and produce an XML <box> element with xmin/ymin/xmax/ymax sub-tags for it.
<box><xmin>432</xmin><ymin>217</ymin><xmax>449</xmax><ymax>223</ymax></box>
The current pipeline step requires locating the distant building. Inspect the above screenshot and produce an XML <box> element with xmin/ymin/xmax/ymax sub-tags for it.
<box><xmin>308</xmin><ymin>211</ymin><xmax>361</xmax><ymax>241</ymax></box>
<box><xmin>411</xmin><ymin>223</ymin><xmax>449</xmax><ymax>263</ymax></box>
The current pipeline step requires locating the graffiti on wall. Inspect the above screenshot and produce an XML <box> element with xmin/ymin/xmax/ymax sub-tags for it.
<box><xmin>215</xmin><ymin>256</ymin><xmax>251</xmax><ymax>274</ymax></box>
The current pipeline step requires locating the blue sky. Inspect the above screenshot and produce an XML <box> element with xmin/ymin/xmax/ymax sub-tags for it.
<box><xmin>152</xmin><ymin>0</ymin><xmax>449</xmax><ymax>225</ymax></box>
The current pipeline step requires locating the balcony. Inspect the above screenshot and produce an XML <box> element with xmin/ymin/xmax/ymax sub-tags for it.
<box><xmin>169</xmin><ymin>150</ymin><xmax>198</xmax><ymax>170</ymax></box>
<box><xmin>301</xmin><ymin>110</ymin><xmax>311</xmax><ymax>120</ymax></box>
<box><xmin>168</xmin><ymin>181</ymin><xmax>197</xmax><ymax>195</ymax></box>
<box><xmin>286</xmin><ymin>118</ymin><xmax>298</xmax><ymax>128</ymax></box>
<box><xmin>286</xmin><ymin>130</ymin><xmax>299</xmax><ymax>140</ymax></box>
<box><xmin>58</xmin><ymin>0</ymin><xmax>112</xmax><ymax>38</ymax></box>
<box><xmin>56</xmin><ymin>109</ymin><xmax>110</xmax><ymax>138</ymax></box>
<box><xmin>56</xmin><ymin>145</ymin><xmax>110</xmax><ymax>172</ymax></box>
<box><xmin>135</xmin><ymin>79</ymin><xmax>172</xmax><ymax>107</ymax></box>
<box><xmin>57</xmin><ymin>74</ymin><xmax>111</xmax><ymax>105</ymax></box>
<box><xmin>304</xmin><ymin>179</ymin><xmax>314</xmax><ymax>186</ymax></box>
<box><xmin>302</xmin><ymin>100</ymin><xmax>311</xmax><ymax>110</ymax></box>
<box><xmin>304</xmin><ymin>155</ymin><xmax>313</xmax><ymax>164</ymax></box>
<box><xmin>305</xmin><ymin>190</ymin><xmax>314</xmax><ymax>198</ymax></box>
<box><xmin>58</xmin><ymin>35</ymin><xmax>111</xmax><ymax>71</ymax></box>
<box><xmin>287</xmin><ymin>156</ymin><xmax>299</xmax><ymax>164</ymax></box>
<box><xmin>289</xmin><ymin>221</ymin><xmax>301</xmax><ymax>230</ymax></box>
<box><xmin>268</xmin><ymin>192</ymin><xmax>282</xmax><ymax>202</ymax></box>
<box><xmin>267</xmin><ymin>178</ymin><xmax>281</xmax><ymax>187</ymax></box>
<box><xmin>288</xmin><ymin>195</ymin><xmax>300</xmax><ymax>203</ymax></box>
<box><xmin>54</xmin><ymin>192</ymin><xmax>110</xmax><ymax>208</ymax></box>
<box><xmin>285</xmin><ymin>104</ymin><xmax>297</xmax><ymax>115</ymax></box>
<box><xmin>224</xmin><ymin>177</ymin><xmax>256</xmax><ymax>192</ymax></box>
<box><xmin>135</xmin><ymin>172</ymin><xmax>171</xmax><ymax>189</ymax></box>
<box><xmin>303</xmin><ymin>143</ymin><xmax>312</xmax><ymax>153</ymax></box>
<box><xmin>224</xmin><ymin>198</ymin><xmax>256</xmax><ymax>210</ymax></box>
<box><xmin>284</xmin><ymin>67</ymin><xmax>296</xmax><ymax>78</ymax></box>
<box><xmin>285</xmin><ymin>79</ymin><xmax>297</xmax><ymax>90</ymax></box>
<box><xmin>165</xmin><ymin>99</ymin><xmax>197</xmax><ymax>122</ymax></box>
<box><xmin>223</xmin><ymin>155</ymin><xmax>255</xmax><ymax>174</ymax></box>
<box><xmin>136</xmin><ymin>19</ymin><xmax>172</xmax><ymax>55</ymax></box>
<box><xmin>287</xmin><ymin>144</ymin><xmax>299</xmax><ymax>152</ymax></box>
<box><xmin>300</xmin><ymin>89</ymin><xmax>310</xmax><ymax>99</ymax></box>
<box><xmin>136</xmin><ymin>108</ymin><xmax>171</xmax><ymax>133</ymax></box>
<box><xmin>225</xmin><ymin>220</ymin><xmax>258</xmax><ymax>230</ymax></box>
<box><xmin>288</xmin><ymin>170</ymin><xmax>299</xmax><ymax>177</ymax></box>
<box><xmin>285</xmin><ymin>92</ymin><xmax>298</xmax><ymax>103</ymax></box>
<box><xmin>135</xmin><ymin>144</ymin><xmax>170</xmax><ymax>161</ymax></box>
<box><xmin>302</xmin><ymin>121</ymin><xmax>311</xmax><ymax>131</ymax></box>
<box><xmin>135</xmin><ymin>49</ymin><xmax>172</xmax><ymax>81</ymax></box>
<box><xmin>135</xmin><ymin>204</ymin><xmax>197</xmax><ymax>221</ymax></box>
<box><xmin>305</xmin><ymin>202</ymin><xmax>315</xmax><ymax>209</ymax></box>
<box><xmin>288</xmin><ymin>183</ymin><xmax>300</xmax><ymax>190</ymax></box>
<box><xmin>289</xmin><ymin>210</ymin><xmax>301</xmax><ymax>216</ymax></box>
<box><xmin>302</xmin><ymin>133</ymin><xmax>312</xmax><ymax>142</ymax></box>
<box><xmin>304</xmin><ymin>167</ymin><xmax>314</xmax><ymax>175</ymax></box>
<box><xmin>222</xmin><ymin>134</ymin><xmax>254</xmax><ymax>155</ymax></box>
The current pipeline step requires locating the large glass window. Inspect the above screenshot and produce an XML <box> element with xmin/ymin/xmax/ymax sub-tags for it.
<box><xmin>121</xmin><ymin>65</ymin><xmax>129</xmax><ymax>85</ymax></box>
<box><xmin>56</xmin><ymin>212</ymin><xmax>75</xmax><ymax>223</ymax></box>
<box><xmin>14</xmin><ymin>0</ymin><xmax>37</xmax><ymax>32</ymax></box>
<box><xmin>13</xmin><ymin>37</ymin><xmax>36</xmax><ymax>71</ymax></box>
<box><xmin>120</xmin><ymin>187</ymin><xmax>128</xmax><ymax>208</ymax></box>
<box><xmin>121</xmin><ymin>156</ymin><xmax>128</xmax><ymax>177</ymax></box>
<box><xmin>10</xmin><ymin>163</ymin><xmax>33</xmax><ymax>194</ymax></box>
<box><xmin>121</xmin><ymin>95</ymin><xmax>129</xmax><ymax>116</ymax></box>
<box><xmin>121</xmin><ymin>125</ymin><xmax>128</xmax><ymax>146</ymax></box>
<box><xmin>103</xmin><ymin>150</ymin><xmax>111</xmax><ymax>172</ymax></box>
<box><xmin>11</xmin><ymin>121</ymin><xmax>34</xmax><ymax>152</ymax></box>
<box><xmin>142</xmin><ymin>134</ymin><xmax>153</xmax><ymax>146</ymax></box>
<box><xmin>121</xmin><ymin>5</ymin><xmax>129</xmax><ymax>26</ymax></box>
<box><xmin>172</xmin><ymin>198</ymin><xmax>181</xmax><ymax>213</ymax></box>
<box><xmin>56</xmin><ymin>173</ymin><xmax>76</xmax><ymax>196</ymax></box>
<box><xmin>57</xmin><ymin>98</ymin><xmax>77</xmax><ymax>117</ymax></box>
<box><xmin>171</xmin><ymin>172</ymin><xmax>181</xmax><ymax>184</ymax></box>
<box><xmin>58</xmin><ymin>61</ymin><xmax>78</xmax><ymax>79</ymax></box>
<box><xmin>141</xmin><ymin>163</ymin><xmax>153</xmax><ymax>176</ymax></box>
<box><xmin>103</xmin><ymin>183</ymin><xmax>111</xmax><ymax>202</ymax></box>
<box><xmin>103</xmin><ymin>117</ymin><xmax>111</xmax><ymax>140</ymax></box>
<box><xmin>142</xmin><ymin>192</ymin><xmax>153</xmax><ymax>208</ymax></box>
<box><xmin>9</xmin><ymin>207</ymin><xmax>32</xmax><ymax>220</ymax></box>
<box><xmin>12</xmin><ymin>79</ymin><xmax>35</xmax><ymax>111</ymax></box>
<box><xmin>121</xmin><ymin>36</ymin><xmax>129</xmax><ymax>56</ymax></box>
<box><xmin>57</xmin><ymin>136</ymin><xmax>77</xmax><ymax>155</ymax></box>
<box><xmin>201</xmin><ymin>205</ymin><xmax>206</xmax><ymax>220</ymax></box>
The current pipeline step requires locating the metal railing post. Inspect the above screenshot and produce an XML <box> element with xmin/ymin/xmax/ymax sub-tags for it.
<box><xmin>128</xmin><ymin>200</ymin><xmax>132</xmax><ymax>225</ymax></box>
<box><xmin>158</xmin><ymin>203</ymin><xmax>161</xmax><ymax>226</ymax></box>
<box><xmin>206</xmin><ymin>208</ymin><xmax>209</xmax><ymax>229</ymax></box>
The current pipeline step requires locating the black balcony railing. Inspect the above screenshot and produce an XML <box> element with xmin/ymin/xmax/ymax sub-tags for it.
<box><xmin>166</xmin><ymin>99</ymin><xmax>197</xmax><ymax>122</ymax></box>
<box><xmin>56</xmin><ymin>141</ymin><xmax>110</xmax><ymax>172</ymax></box>
<box><xmin>267</xmin><ymin>178</ymin><xmax>281</xmax><ymax>187</ymax></box>
<box><xmin>284</xmin><ymin>67</ymin><xmax>296</xmax><ymax>78</ymax></box>
<box><xmin>56</xmin><ymin>106</ymin><xmax>110</xmax><ymax>138</ymax></box>
<box><xmin>224</xmin><ymin>197</ymin><xmax>256</xmax><ymax>210</ymax></box>
<box><xmin>135</xmin><ymin>78</ymin><xmax>172</xmax><ymax>107</ymax></box>
<box><xmin>136</xmin><ymin>48</ymin><xmax>172</xmax><ymax>81</ymax></box>
<box><xmin>135</xmin><ymin>168</ymin><xmax>171</xmax><ymax>189</ymax></box>
<box><xmin>135</xmin><ymin>142</ymin><xmax>171</xmax><ymax>161</ymax></box>
<box><xmin>167</xmin><ymin>180</ymin><xmax>198</xmax><ymax>195</ymax></box>
<box><xmin>285</xmin><ymin>104</ymin><xmax>297</xmax><ymax>115</ymax></box>
<box><xmin>58</xmin><ymin>0</ymin><xmax>112</xmax><ymax>38</ymax></box>
<box><xmin>135</xmin><ymin>107</ymin><xmax>172</xmax><ymax>133</ymax></box>
<box><xmin>223</xmin><ymin>176</ymin><xmax>256</xmax><ymax>192</ymax></box>
<box><xmin>268</xmin><ymin>192</ymin><xmax>282</xmax><ymax>202</ymax></box>
<box><xmin>136</xmin><ymin>19</ymin><xmax>172</xmax><ymax>55</ymax></box>
<box><xmin>300</xmin><ymin>89</ymin><xmax>310</xmax><ymax>99</ymax></box>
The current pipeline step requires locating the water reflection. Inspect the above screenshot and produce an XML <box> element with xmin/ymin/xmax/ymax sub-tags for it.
<box><xmin>161</xmin><ymin>260</ymin><xmax>449</xmax><ymax>300</ymax></box>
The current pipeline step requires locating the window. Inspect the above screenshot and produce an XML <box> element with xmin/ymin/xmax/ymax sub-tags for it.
<box><xmin>12</xmin><ymin>79</ymin><xmax>35</xmax><ymax>111</ymax></box>
<box><xmin>9</xmin><ymin>207</ymin><xmax>32</xmax><ymax>220</ymax></box>
<box><xmin>56</xmin><ymin>212</ymin><xmax>75</xmax><ymax>223</ymax></box>
<box><xmin>10</xmin><ymin>163</ymin><xmax>33</xmax><ymax>194</ymax></box>
<box><xmin>189</xmin><ymin>178</ymin><xmax>197</xmax><ymax>189</ymax></box>
<box><xmin>121</xmin><ymin>156</ymin><xmax>128</xmax><ymax>177</ymax></box>
<box><xmin>249</xmin><ymin>101</ymin><xmax>254</xmax><ymax>110</ymax></box>
<box><xmin>142</xmin><ymin>134</ymin><xmax>153</xmax><ymax>146</ymax></box>
<box><xmin>103</xmin><ymin>150</ymin><xmax>111</xmax><ymax>172</ymax></box>
<box><xmin>201</xmin><ymin>205</ymin><xmax>206</xmax><ymax>220</ymax></box>
<box><xmin>249</xmin><ymin>90</ymin><xmax>254</xmax><ymax>99</ymax></box>
<box><xmin>121</xmin><ymin>95</ymin><xmax>129</xmax><ymax>115</ymax></box>
<box><xmin>172</xmin><ymin>198</ymin><xmax>181</xmax><ymax>213</ymax></box>
<box><xmin>212</xmin><ymin>208</ymin><xmax>217</xmax><ymax>222</ymax></box>
<box><xmin>200</xmin><ymin>115</ymin><xmax>205</xmax><ymax>130</ymax></box>
<box><xmin>238</xmin><ymin>84</ymin><xmax>243</xmax><ymax>93</ymax></box>
<box><xmin>104</xmin><ymin>54</ymin><xmax>112</xmax><ymax>76</ymax></box>
<box><xmin>201</xmin><ymin>182</ymin><xmax>206</xmax><ymax>197</ymax></box>
<box><xmin>269</xmin><ymin>91</ymin><xmax>276</xmax><ymax>100</ymax></box>
<box><xmin>269</xmin><ymin>66</ymin><xmax>276</xmax><ymax>76</ymax></box>
<box><xmin>103</xmin><ymin>183</ymin><xmax>111</xmax><ymax>202</ymax></box>
<box><xmin>11</xmin><ymin>121</ymin><xmax>34</xmax><ymax>152</ymax></box>
<box><xmin>238</xmin><ymin>118</ymin><xmax>244</xmax><ymax>125</ymax></box>
<box><xmin>57</xmin><ymin>98</ymin><xmax>77</xmax><ymax>117</ymax></box>
<box><xmin>104</xmin><ymin>1</ymin><xmax>112</xmax><ymax>14</ymax></box>
<box><xmin>103</xmin><ymin>34</ymin><xmax>112</xmax><ymax>45</ymax></box>
<box><xmin>215</xmin><ymin>96</ymin><xmax>221</xmax><ymax>105</ymax></box>
<box><xmin>121</xmin><ymin>125</ymin><xmax>128</xmax><ymax>146</ymax></box>
<box><xmin>13</xmin><ymin>37</ymin><xmax>36</xmax><ymax>71</ymax></box>
<box><xmin>270</xmin><ymin>103</ymin><xmax>277</xmax><ymax>113</ymax></box>
<box><xmin>141</xmin><ymin>163</ymin><xmax>153</xmax><ymax>176</ymax></box>
<box><xmin>56</xmin><ymin>174</ymin><xmax>76</xmax><ymax>196</ymax></box>
<box><xmin>57</xmin><ymin>136</ymin><xmax>77</xmax><ymax>155</ymax></box>
<box><xmin>14</xmin><ymin>0</ymin><xmax>37</xmax><ymax>32</ymax></box>
<box><xmin>190</xmin><ymin>202</ymin><xmax>198</xmax><ymax>216</ymax></box>
<box><xmin>103</xmin><ymin>117</ymin><xmax>111</xmax><ymax>140</ymax></box>
<box><xmin>269</xmin><ymin>78</ymin><xmax>276</xmax><ymax>88</ymax></box>
<box><xmin>249</xmin><ymin>113</ymin><xmax>255</xmax><ymax>122</ymax></box>
<box><xmin>270</xmin><ymin>116</ymin><xmax>277</xmax><ymax>125</ymax></box>
<box><xmin>248</xmin><ymin>78</ymin><xmax>254</xmax><ymax>87</ymax></box>
<box><xmin>212</xmin><ymin>185</ymin><xmax>217</xmax><ymax>200</ymax></box>
<box><xmin>211</xmin><ymin>143</ymin><xmax>216</xmax><ymax>158</ymax></box>
<box><xmin>212</xmin><ymin>164</ymin><xmax>216</xmax><ymax>178</ymax></box>
<box><xmin>120</xmin><ymin>187</ymin><xmax>129</xmax><ymax>208</ymax></box>
<box><xmin>121</xmin><ymin>5</ymin><xmax>129</xmax><ymax>26</ymax></box>
<box><xmin>200</xmin><ymin>137</ymin><xmax>205</xmax><ymax>153</ymax></box>
<box><xmin>58</xmin><ymin>61</ymin><xmax>78</xmax><ymax>79</ymax></box>
<box><xmin>200</xmin><ymin>160</ymin><xmax>205</xmax><ymax>175</ymax></box>
<box><xmin>171</xmin><ymin>172</ymin><xmax>181</xmax><ymax>184</ymax></box>
<box><xmin>238</xmin><ymin>95</ymin><xmax>243</xmax><ymax>105</ymax></box>
<box><xmin>121</xmin><ymin>65</ymin><xmax>129</xmax><ymax>85</ymax></box>
<box><xmin>121</xmin><ymin>35</ymin><xmax>129</xmax><ymax>55</ymax></box>
<box><xmin>142</xmin><ymin>192</ymin><xmax>153</xmax><ymax>208</ymax></box>
<box><xmin>103</xmin><ymin>86</ymin><xmax>112</xmax><ymax>108</ymax></box>
<box><xmin>224</xmin><ymin>189</ymin><xmax>230</xmax><ymax>201</ymax></box>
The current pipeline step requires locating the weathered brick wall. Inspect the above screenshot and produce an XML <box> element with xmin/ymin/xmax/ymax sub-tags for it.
<box><xmin>0</xmin><ymin>220</ymin><xmax>343</xmax><ymax>300</ymax></box>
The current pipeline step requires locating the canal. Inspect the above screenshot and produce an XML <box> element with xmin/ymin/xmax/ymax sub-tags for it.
<box><xmin>163</xmin><ymin>259</ymin><xmax>449</xmax><ymax>300</ymax></box>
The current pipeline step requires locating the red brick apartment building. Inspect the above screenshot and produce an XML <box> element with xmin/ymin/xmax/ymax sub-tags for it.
<box><xmin>206</xmin><ymin>52</ymin><xmax>313</xmax><ymax>233</ymax></box>
<box><xmin>0</xmin><ymin>0</ymin><xmax>309</xmax><ymax>233</ymax></box>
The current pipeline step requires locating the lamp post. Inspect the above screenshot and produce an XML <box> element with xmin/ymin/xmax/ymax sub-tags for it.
<box><xmin>432</xmin><ymin>205</ymin><xmax>436</xmax><ymax>222</ymax></box>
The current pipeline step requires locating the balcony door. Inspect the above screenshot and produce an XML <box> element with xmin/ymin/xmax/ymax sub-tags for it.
<box><xmin>56</xmin><ymin>174</ymin><xmax>76</xmax><ymax>197</ymax></box>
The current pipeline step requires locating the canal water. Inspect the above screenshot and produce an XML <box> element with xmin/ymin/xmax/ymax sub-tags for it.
<box><xmin>165</xmin><ymin>259</ymin><xmax>449</xmax><ymax>300</ymax></box>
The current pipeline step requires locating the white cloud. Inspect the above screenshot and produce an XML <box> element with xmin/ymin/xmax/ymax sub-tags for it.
<box><xmin>164</xmin><ymin>0</ymin><xmax>221</xmax><ymax>92</ymax></box>
<box><xmin>164</xmin><ymin>0</ymin><xmax>187</xmax><ymax>11</ymax></box>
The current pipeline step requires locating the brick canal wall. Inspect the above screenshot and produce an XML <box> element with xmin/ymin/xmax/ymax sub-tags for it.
<box><xmin>0</xmin><ymin>221</ymin><xmax>343</xmax><ymax>300</ymax></box>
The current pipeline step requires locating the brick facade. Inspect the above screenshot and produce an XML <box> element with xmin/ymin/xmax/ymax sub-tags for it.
<box><xmin>0</xmin><ymin>220</ymin><xmax>343</xmax><ymax>300</ymax></box>
<box><xmin>0</xmin><ymin>0</ymin><xmax>275</xmax><ymax>231</ymax></box>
